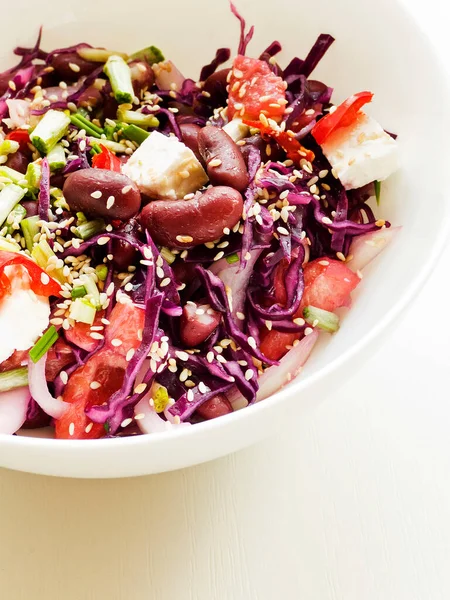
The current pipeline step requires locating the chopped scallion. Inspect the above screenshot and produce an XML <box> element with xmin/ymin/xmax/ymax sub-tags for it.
<box><xmin>69</xmin><ymin>297</ymin><xmax>96</xmax><ymax>325</ymax></box>
<box><xmin>78</xmin><ymin>47</ymin><xmax>129</xmax><ymax>63</ymax></box>
<box><xmin>70</xmin><ymin>114</ymin><xmax>103</xmax><ymax>139</ymax></box>
<box><xmin>5</xmin><ymin>203</ymin><xmax>26</xmax><ymax>235</ymax></box>
<box><xmin>29</xmin><ymin>326</ymin><xmax>59</xmax><ymax>363</ymax></box>
<box><xmin>121</xmin><ymin>124</ymin><xmax>149</xmax><ymax>145</ymax></box>
<box><xmin>71</xmin><ymin>285</ymin><xmax>87</xmax><ymax>299</ymax></box>
<box><xmin>30</xmin><ymin>109</ymin><xmax>71</xmax><ymax>155</ymax></box>
<box><xmin>20</xmin><ymin>215</ymin><xmax>40</xmax><ymax>252</ymax></box>
<box><xmin>130</xmin><ymin>46</ymin><xmax>165</xmax><ymax>65</ymax></box>
<box><xmin>0</xmin><ymin>139</ymin><xmax>19</xmax><ymax>156</ymax></box>
<box><xmin>160</xmin><ymin>246</ymin><xmax>176</xmax><ymax>265</ymax></box>
<box><xmin>47</xmin><ymin>143</ymin><xmax>66</xmax><ymax>171</ymax></box>
<box><xmin>74</xmin><ymin>218</ymin><xmax>105</xmax><ymax>240</ymax></box>
<box><xmin>0</xmin><ymin>367</ymin><xmax>28</xmax><ymax>392</ymax></box>
<box><xmin>303</xmin><ymin>305</ymin><xmax>340</xmax><ymax>333</ymax></box>
<box><xmin>226</xmin><ymin>253</ymin><xmax>239</xmax><ymax>264</ymax></box>
<box><xmin>116</xmin><ymin>107</ymin><xmax>159</xmax><ymax>129</ymax></box>
<box><xmin>0</xmin><ymin>184</ymin><xmax>26</xmax><ymax>227</ymax></box>
<box><xmin>374</xmin><ymin>180</ymin><xmax>381</xmax><ymax>205</ymax></box>
<box><xmin>104</xmin><ymin>55</ymin><xmax>135</xmax><ymax>104</ymax></box>
<box><xmin>95</xmin><ymin>264</ymin><xmax>108</xmax><ymax>281</ymax></box>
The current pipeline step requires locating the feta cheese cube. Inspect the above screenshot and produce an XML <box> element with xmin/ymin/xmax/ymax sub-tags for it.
<box><xmin>223</xmin><ymin>118</ymin><xmax>249</xmax><ymax>143</ymax></box>
<box><xmin>122</xmin><ymin>131</ymin><xmax>208</xmax><ymax>200</ymax></box>
<box><xmin>321</xmin><ymin>112</ymin><xmax>400</xmax><ymax>190</ymax></box>
<box><xmin>0</xmin><ymin>288</ymin><xmax>50</xmax><ymax>363</ymax></box>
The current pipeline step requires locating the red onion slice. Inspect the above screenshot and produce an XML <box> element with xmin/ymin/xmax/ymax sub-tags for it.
<box><xmin>153</xmin><ymin>60</ymin><xmax>185</xmax><ymax>91</ymax></box>
<box><xmin>0</xmin><ymin>387</ymin><xmax>30</xmax><ymax>434</ymax></box>
<box><xmin>228</xmin><ymin>330</ymin><xmax>319</xmax><ymax>410</ymax></box>
<box><xmin>134</xmin><ymin>396</ymin><xmax>191</xmax><ymax>434</ymax></box>
<box><xmin>347</xmin><ymin>226</ymin><xmax>401</xmax><ymax>273</ymax></box>
<box><xmin>28</xmin><ymin>355</ymin><xmax>68</xmax><ymax>419</ymax></box>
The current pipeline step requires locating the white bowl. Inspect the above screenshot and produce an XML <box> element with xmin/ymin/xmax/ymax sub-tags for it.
<box><xmin>0</xmin><ymin>0</ymin><xmax>448</xmax><ymax>478</ymax></box>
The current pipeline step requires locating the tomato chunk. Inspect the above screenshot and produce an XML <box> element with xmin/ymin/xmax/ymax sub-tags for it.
<box><xmin>64</xmin><ymin>311</ymin><xmax>105</xmax><ymax>352</ymax></box>
<box><xmin>301</xmin><ymin>258</ymin><xmax>360</xmax><ymax>312</ymax></box>
<box><xmin>311</xmin><ymin>91</ymin><xmax>373</xmax><ymax>145</ymax></box>
<box><xmin>228</xmin><ymin>55</ymin><xmax>286</xmax><ymax>122</ymax></box>
<box><xmin>55</xmin><ymin>302</ymin><xmax>145</xmax><ymax>439</ymax></box>
<box><xmin>260</xmin><ymin>258</ymin><xmax>360</xmax><ymax>361</ymax></box>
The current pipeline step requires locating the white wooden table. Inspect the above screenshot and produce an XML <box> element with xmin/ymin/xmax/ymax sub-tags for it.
<box><xmin>0</xmin><ymin>1</ymin><xmax>449</xmax><ymax>598</ymax></box>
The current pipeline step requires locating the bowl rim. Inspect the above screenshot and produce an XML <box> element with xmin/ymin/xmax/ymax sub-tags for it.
<box><xmin>1</xmin><ymin>0</ymin><xmax>450</xmax><ymax>463</ymax></box>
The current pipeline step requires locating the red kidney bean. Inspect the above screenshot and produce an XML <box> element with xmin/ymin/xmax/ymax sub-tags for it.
<box><xmin>195</xmin><ymin>393</ymin><xmax>233</xmax><ymax>420</ymax></box>
<box><xmin>112</xmin><ymin>239</ymin><xmax>139</xmax><ymax>271</ymax></box>
<box><xmin>179</xmin><ymin>123</ymin><xmax>203</xmax><ymax>163</ymax></box>
<box><xmin>203</xmin><ymin>68</ymin><xmax>230</xmax><ymax>106</ymax></box>
<box><xmin>102</xmin><ymin>94</ymin><xmax>120</xmax><ymax>121</ymax></box>
<box><xmin>140</xmin><ymin>186</ymin><xmax>243</xmax><ymax>248</ymax></box>
<box><xmin>5</xmin><ymin>150</ymin><xmax>29</xmax><ymax>174</ymax></box>
<box><xmin>129</xmin><ymin>60</ymin><xmax>155</xmax><ymax>94</ymax></box>
<box><xmin>198</xmin><ymin>125</ymin><xmax>249</xmax><ymax>192</ymax></box>
<box><xmin>49</xmin><ymin>52</ymin><xmax>98</xmax><ymax>81</ymax></box>
<box><xmin>21</xmin><ymin>201</ymin><xmax>38</xmax><ymax>217</ymax></box>
<box><xmin>63</xmin><ymin>169</ymin><xmax>141</xmax><ymax>220</ymax></box>
<box><xmin>78</xmin><ymin>85</ymin><xmax>103</xmax><ymax>109</ymax></box>
<box><xmin>180</xmin><ymin>302</ymin><xmax>221</xmax><ymax>347</ymax></box>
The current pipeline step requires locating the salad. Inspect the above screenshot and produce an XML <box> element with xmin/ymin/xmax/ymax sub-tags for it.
<box><xmin>0</xmin><ymin>4</ymin><xmax>400</xmax><ymax>439</ymax></box>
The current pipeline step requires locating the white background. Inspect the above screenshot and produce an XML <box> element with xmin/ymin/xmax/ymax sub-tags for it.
<box><xmin>1</xmin><ymin>1</ymin><xmax>449</xmax><ymax>598</ymax></box>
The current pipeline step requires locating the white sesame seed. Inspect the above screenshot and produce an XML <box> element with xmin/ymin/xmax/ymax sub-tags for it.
<box><xmin>60</xmin><ymin>371</ymin><xmax>68</xmax><ymax>385</ymax></box>
<box><xmin>236</xmin><ymin>312</ymin><xmax>245</xmax><ymax>321</ymax></box>
<box><xmin>198</xmin><ymin>382</ymin><xmax>208</xmax><ymax>394</ymax></box>
<box><xmin>213</xmin><ymin>251</ymin><xmax>225</xmax><ymax>261</ymax></box>
<box><xmin>106</xmin><ymin>282</ymin><xmax>115</xmax><ymax>297</ymax></box>
<box><xmin>208</xmin><ymin>158</ymin><xmax>222</xmax><ymax>168</ymax></box>
<box><xmin>245</xmin><ymin>369</ymin><xmax>254</xmax><ymax>381</ymax></box>
<box><xmin>111</xmin><ymin>338</ymin><xmax>122</xmax><ymax>347</ymax></box>
<box><xmin>318</xmin><ymin>260</ymin><xmax>330</xmax><ymax>266</ymax></box>
<box><xmin>248</xmin><ymin>336</ymin><xmax>257</xmax><ymax>349</ymax></box>
<box><xmin>294</xmin><ymin>318</ymin><xmax>306</xmax><ymax>326</ymax></box>
<box><xmin>134</xmin><ymin>383</ymin><xmax>147</xmax><ymax>395</ymax></box>
<box><xmin>85</xmin><ymin>422</ymin><xmax>93</xmax><ymax>434</ymax></box>
<box><xmin>322</xmin><ymin>217</ymin><xmax>333</xmax><ymax>225</ymax></box>
<box><xmin>106</xmin><ymin>196</ymin><xmax>115</xmax><ymax>209</ymax></box>
<box><xmin>69</xmin><ymin>62</ymin><xmax>81</xmax><ymax>73</ymax></box>
<box><xmin>175</xmin><ymin>350</ymin><xmax>189</xmax><ymax>361</ymax></box>
<box><xmin>90</xmin><ymin>332</ymin><xmax>104</xmax><ymax>340</ymax></box>
<box><xmin>156</xmin><ymin>266</ymin><xmax>165</xmax><ymax>279</ymax></box>
<box><xmin>121</xmin><ymin>185</ymin><xmax>132</xmax><ymax>194</ymax></box>
<box><xmin>206</xmin><ymin>351</ymin><xmax>214</xmax><ymax>363</ymax></box>
<box><xmin>134</xmin><ymin>413</ymin><xmax>145</xmax><ymax>421</ymax></box>
<box><xmin>277</xmin><ymin>226</ymin><xmax>289</xmax><ymax>236</ymax></box>
<box><xmin>90</xmin><ymin>381</ymin><xmax>101</xmax><ymax>389</ymax></box>
<box><xmin>121</xmin><ymin>418</ymin><xmax>133</xmax><ymax>428</ymax></box>
<box><xmin>223</xmin><ymin>227</ymin><xmax>230</xmax><ymax>235</ymax></box>
<box><xmin>336</xmin><ymin>252</ymin><xmax>346</xmax><ymax>262</ymax></box>
<box><xmin>40</xmin><ymin>272</ymin><xmax>50</xmax><ymax>285</ymax></box>
<box><xmin>179</xmin><ymin>368</ymin><xmax>189</xmax><ymax>382</ymax></box>
<box><xmin>137</xmin><ymin>329</ymin><xmax>143</xmax><ymax>341</ymax></box>
<box><xmin>97</xmin><ymin>236</ymin><xmax>110</xmax><ymax>246</ymax></box>
<box><xmin>304</xmin><ymin>327</ymin><xmax>313</xmax><ymax>336</ymax></box>
<box><xmin>69</xmin><ymin>422</ymin><xmax>75</xmax><ymax>436</ymax></box>
<box><xmin>357</xmin><ymin>270</ymin><xmax>363</xmax><ymax>279</ymax></box>
<box><xmin>160</xmin><ymin>277</ymin><xmax>170</xmax><ymax>287</ymax></box>
<box><xmin>176</xmin><ymin>235</ymin><xmax>194</xmax><ymax>244</ymax></box>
